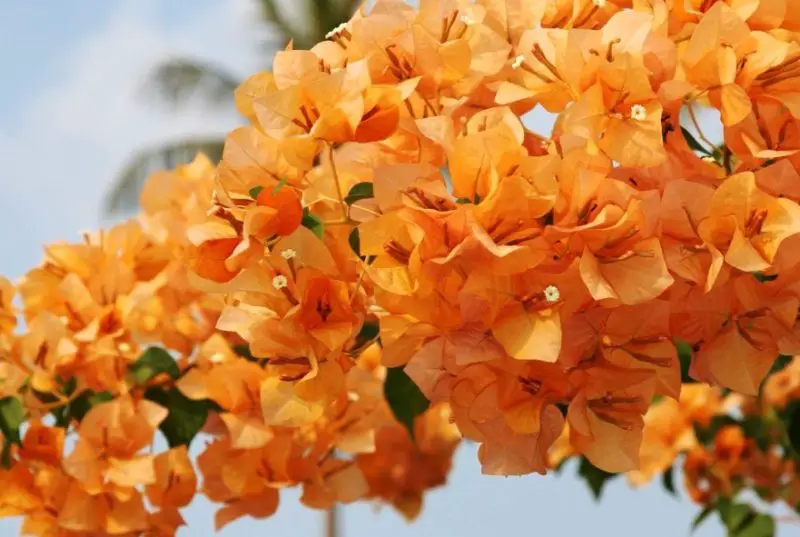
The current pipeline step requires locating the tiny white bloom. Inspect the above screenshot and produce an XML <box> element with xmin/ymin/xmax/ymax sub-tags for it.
<box><xmin>630</xmin><ymin>104</ymin><xmax>647</xmax><ymax>121</ymax></box>
<box><xmin>209</xmin><ymin>352</ymin><xmax>226</xmax><ymax>364</ymax></box>
<box><xmin>592</xmin><ymin>0</ymin><xmax>607</xmax><ymax>7</ymax></box>
<box><xmin>281</xmin><ymin>248</ymin><xmax>297</xmax><ymax>260</ymax></box>
<box><xmin>511</xmin><ymin>54</ymin><xmax>525</xmax><ymax>70</ymax></box>
<box><xmin>272</xmin><ymin>275</ymin><xmax>289</xmax><ymax>290</ymax></box>
<box><xmin>544</xmin><ymin>285</ymin><xmax>561</xmax><ymax>304</ymax></box>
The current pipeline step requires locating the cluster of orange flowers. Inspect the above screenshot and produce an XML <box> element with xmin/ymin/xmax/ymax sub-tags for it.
<box><xmin>0</xmin><ymin>156</ymin><xmax>459</xmax><ymax>536</ymax></box>
<box><xmin>5</xmin><ymin>0</ymin><xmax>800</xmax><ymax>533</ymax></box>
<box><xmin>627</xmin><ymin>359</ymin><xmax>800</xmax><ymax>514</ymax></box>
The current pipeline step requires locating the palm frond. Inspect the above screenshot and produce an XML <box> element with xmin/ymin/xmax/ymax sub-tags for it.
<box><xmin>148</xmin><ymin>59</ymin><xmax>240</xmax><ymax>108</ymax></box>
<box><xmin>104</xmin><ymin>138</ymin><xmax>225</xmax><ymax>216</ymax></box>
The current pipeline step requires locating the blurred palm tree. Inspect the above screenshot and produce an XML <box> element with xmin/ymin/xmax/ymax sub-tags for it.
<box><xmin>104</xmin><ymin>0</ymin><xmax>359</xmax><ymax>215</ymax></box>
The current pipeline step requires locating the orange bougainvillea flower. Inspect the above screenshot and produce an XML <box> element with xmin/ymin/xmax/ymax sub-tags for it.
<box><xmin>698</xmin><ymin>171</ymin><xmax>800</xmax><ymax>273</ymax></box>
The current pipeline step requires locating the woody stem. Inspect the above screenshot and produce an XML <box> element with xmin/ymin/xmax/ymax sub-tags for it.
<box><xmin>328</xmin><ymin>143</ymin><xmax>349</xmax><ymax>222</ymax></box>
<box><xmin>686</xmin><ymin>103</ymin><xmax>717</xmax><ymax>153</ymax></box>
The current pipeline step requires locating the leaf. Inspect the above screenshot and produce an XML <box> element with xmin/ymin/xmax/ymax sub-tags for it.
<box><xmin>145</xmin><ymin>388</ymin><xmax>209</xmax><ymax>448</ymax></box>
<box><xmin>682</xmin><ymin>126</ymin><xmax>713</xmax><ymax>156</ymax></box>
<box><xmin>0</xmin><ymin>397</ymin><xmax>24</xmax><ymax>445</ymax></box>
<box><xmin>736</xmin><ymin>514</ymin><xmax>775</xmax><ymax>537</ymax></box>
<box><xmin>740</xmin><ymin>415</ymin><xmax>770</xmax><ymax>451</ymax></box>
<box><xmin>661</xmin><ymin>465</ymin><xmax>677</xmax><ymax>497</ymax></box>
<box><xmin>301</xmin><ymin>208</ymin><xmax>326</xmax><ymax>239</ymax></box>
<box><xmin>692</xmin><ymin>506</ymin><xmax>714</xmax><ymax>533</ymax></box>
<box><xmin>1</xmin><ymin>438</ymin><xmax>10</xmax><ymax>469</ymax></box>
<box><xmin>787</xmin><ymin>402</ymin><xmax>800</xmax><ymax>456</ymax></box>
<box><xmin>68</xmin><ymin>390</ymin><xmax>114</xmax><ymax>423</ymax></box>
<box><xmin>723</xmin><ymin>503</ymin><xmax>757</xmax><ymax>535</ymax></box>
<box><xmin>753</xmin><ymin>272</ymin><xmax>778</xmax><ymax>283</ymax></box>
<box><xmin>675</xmin><ymin>339</ymin><xmax>695</xmax><ymax>383</ymax></box>
<box><xmin>695</xmin><ymin>415</ymin><xmax>739</xmax><ymax>444</ymax></box>
<box><xmin>348</xmin><ymin>228</ymin><xmax>362</xmax><ymax>257</ymax></box>
<box><xmin>249</xmin><ymin>186</ymin><xmax>265</xmax><ymax>199</ymax></box>
<box><xmin>129</xmin><ymin>347</ymin><xmax>181</xmax><ymax>385</ymax></box>
<box><xmin>577</xmin><ymin>457</ymin><xmax>619</xmax><ymax>500</ymax></box>
<box><xmin>352</xmin><ymin>321</ymin><xmax>380</xmax><ymax>353</ymax></box>
<box><xmin>271</xmin><ymin>177</ymin><xmax>288</xmax><ymax>195</ymax></box>
<box><xmin>344</xmin><ymin>182</ymin><xmax>374</xmax><ymax>205</ymax></box>
<box><xmin>384</xmin><ymin>366</ymin><xmax>429</xmax><ymax>441</ymax></box>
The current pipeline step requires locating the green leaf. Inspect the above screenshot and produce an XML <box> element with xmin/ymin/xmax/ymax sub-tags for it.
<box><xmin>145</xmin><ymin>388</ymin><xmax>209</xmax><ymax>448</ymax></box>
<box><xmin>675</xmin><ymin>339</ymin><xmax>695</xmax><ymax>383</ymax></box>
<box><xmin>681</xmin><ymin>127</ymin><xmax>713</xmax><ymax>156</ymax></box>
<box><xmin>272</xmin><ymin>176</ymin><xmax>288</xmax><ymax>195</ymax></box>
<box><xmin>344</xmin><ymin>182</ymin><xmax>374</xmax><ymax>205</ymax></box>
<box><xmin>302</xmin><ymin>208</ymin><xmax>325</xmax><ymax>240</ymax></box>
<box><xmin>0</xmin><ymin>397</ymin><xmax>24</xmax><ymax>445</ymax></box>
<box><xmin>1</xmin><ymin>437</ymin><xmax>11</xmax><ymax>469</ymax></box>
<box><xmin>455</xmin><ymin>198</ymin><xmax>472</xmax><ymax>205</ymax></box>
<box><xmin>69</xmin><ymin>390</ymin><xmax>114</xmax><ymax>422</ymax></box>
<box><xmin>695</xmin><ymin>415</ymin><xmax>739</xmax><ymax>444</ymax></box>
<box><xmin>384</xmin><ymin>366</ymin><xmax>429</xmax><ymax>441</ymax></box>
<box><xmin>787</xmin><ymin>402</ymin><xmax>800</xmax><ymax>456</ymax></box>
<box><xmin>351</xmin><ymin>321</ymin><xmax>380</xmax><ymax>354</ymax></box>
<box><xmin>740</xmin><ymin>415</ymin><xmax>770</xmax><ymax>451</ymax></box>
<box><xmin>753</xmin><ymin>272</ymin><xmax>778</xmax><ymax>283</ymax></box>
<box><xmin>736</xmin><ymin>514</ymin><xmax>775</xmax><ymax>537</ymax></box>
<box><xmin>349</xmin><ymin>228</ymin><xmax>362</xmax><ymax>257</ymax></box>
<box><xmin>128</xmin><ymin>347</ymin><xmax>180</xmax><ymax>385</ymax></box>
<box><xmin>661</xmin><ymin>465</ymin><xmax>677</xmax><ymax>497</ymax></box>
<box><xmin>722</xmin><ymin>503</ymin><xmax>757</xmax><ymax>535</ymax></box>
<box><xmin>249</xmin><ymin>186</ymin><xmax>265</xmax><ymax>199</ymax></box>
<box><xmin>577</xmin><ymin>457</ymin><xmax>619</xmax><ymax>500</ymax></box>
<box><xmin>692</xmin><ymin>506</ymin><xmax>714</xmax><ymax>533</ymax></box>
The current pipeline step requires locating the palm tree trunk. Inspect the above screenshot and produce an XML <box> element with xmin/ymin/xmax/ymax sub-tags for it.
<box><xmin>325</xmin><ymin>506</ymin><xmax>339</xmax><ymax>537</ymax></box>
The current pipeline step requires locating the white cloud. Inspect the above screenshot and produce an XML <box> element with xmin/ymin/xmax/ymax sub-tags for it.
<box><xmin>0</xmin><ymin>0</ymin><xmax>262</xmax><ymax>280</ymax></box>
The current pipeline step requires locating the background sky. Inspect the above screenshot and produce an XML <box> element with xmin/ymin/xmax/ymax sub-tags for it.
<box><xmin>0</xmin><ymin>2</ymin><xmax>739</xmax><ymax>536</ymax></box>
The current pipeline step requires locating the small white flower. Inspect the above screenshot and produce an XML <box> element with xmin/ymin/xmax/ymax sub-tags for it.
<box><xmin>281</xmin><ymin>248</ymin><xmax>297</xmax><ymax>260</ymax></box>
<box><xmin>592</xmin><ymin>0</ymin><xmax>607</xmax><ymax>7</ymax></box>
<box><xmin>544</xmin><ymin>285</ymin><xmax>561</xmax><ymax>304</ymax></box>
<box><xmin>630</xmin><ymin>104</ymin><xmax>647</xmax><ymax>121</ymax></box>
<box><xmin>272</xmin><ymin>275</ymin><xmax>289</xmax><ymax>290</ymax></box>
<box><xmin>209</xmin><ymin>352</ymin><xmax>226</xmax><ymax>364</ymax></box>
<box><xmin>511</xmin><ymin>54</ymin><xmax>525</xmax><ymax>70</ymax></box>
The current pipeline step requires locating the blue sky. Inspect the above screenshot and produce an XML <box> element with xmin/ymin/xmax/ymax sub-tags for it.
<box><xmin>0</xmin><ymin>2</ymin><xmax>732</xmax><ymax>536</ymax></box>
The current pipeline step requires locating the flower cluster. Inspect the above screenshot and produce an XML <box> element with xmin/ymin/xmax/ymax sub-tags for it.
<box><xmin>0</xmin><ymin>156</ymin><xmax>459</xmax><ymax>536</ymax></box>
<box><xmin>4</xmin><ymin>0</ymin><xmax>800</xmax><ymax>534</ymax></box>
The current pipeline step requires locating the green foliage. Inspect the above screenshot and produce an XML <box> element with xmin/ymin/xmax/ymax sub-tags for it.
<box><xmin>577</xmin><ymin>457</ymin><xmax>619</xmax><ymax>500</ymax></box>
<box><xmin>129</xmin><ymin>347</ymin><xmax>181</xmax><ymax>385</ymax></box>
<box><xmin>145</xmin><ymin>387</ymin><xmax>210</xmax><ymax>448</ymax></box>
<box><xmin>0</xmin><ymin>396</ymin><xmax>24</xmax><ymax>469</ymax></box>
<box><xmin>60</xmin><ymin>389</ymin><xmax>114</xmax><ymax>425</ymax></box>
<box><xmin>661</xmin><ymin>465</ymin><xmax>677</xmax><ymax>497</ymax></box>
<box><xmin>344</xmin><ymin>182</ymin><xmax>374</xmax><ymax>205</ymax></box>
<box><xmin>675</xmin><ymin>339</ymin><xmax>695</xmax><ymax>383</ymax></box>
<box><xmin>302</xmin><ymin>208</ymin><xmax>325</xmax><ymax>239</ymax></box>
<box><xmin>384</xmin><ymin>366</ymin><xmax>430</xmax><ymax>441</ymax></box>
<box><xmin>249</xmin><ymin>186</ymin><xmax>265</xmax><ymax>199</ymax></box>
<box><xmin>681</xmin><ymin>127</ymin><xmax>713</xmax><ymax>156</ymax></box>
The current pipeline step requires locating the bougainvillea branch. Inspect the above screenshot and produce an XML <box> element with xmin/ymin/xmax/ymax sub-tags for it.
<box><xmin>3</xmin><ymin>1</ymin><xmax>800</xmax><ymax>536</ymax></box>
